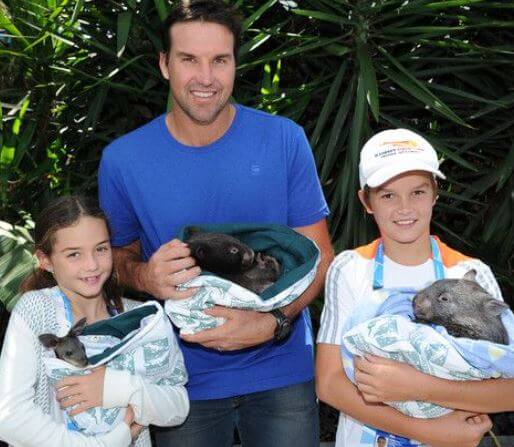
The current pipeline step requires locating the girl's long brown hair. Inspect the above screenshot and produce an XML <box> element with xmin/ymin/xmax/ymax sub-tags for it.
<box><xmin>20</xmin><ymin>195</ymin><xmax>124</xmax><ymax>313</ymax></box>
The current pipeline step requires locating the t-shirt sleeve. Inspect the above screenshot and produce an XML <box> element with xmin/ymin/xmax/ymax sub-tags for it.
<box><xmin>98</xmin><ymin>145</ymin><xmax>141</xmax><ymax>247</ymax></box>
<box><xmin>317</xmin><ymin>251</ymin><xmax>357</xmax><ymax>345</ymax></box>
<box><xmin>286</xmin><ymin>124</ymin><xmax>329</xmax><ymax>227</ymax></box>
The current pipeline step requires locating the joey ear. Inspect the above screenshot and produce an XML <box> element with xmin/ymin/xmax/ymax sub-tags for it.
<box><xmin>462</xmin><ymin>269</ymin><xmax>477</xmax><ymax>282</ymax></box>
<box><xmin>39</xmin><ymin>333</ymin><xmax>59</xmax><ymax>348</ymax></box>
<box><xmin>70</xmin><ymin>317</ymin><xmax>87</xmax><ymax>336</ymax></box>
<box><xmin>484</xmin><ymin>298</ymin><xmax>509</xmax><ymax>316</ymax></box>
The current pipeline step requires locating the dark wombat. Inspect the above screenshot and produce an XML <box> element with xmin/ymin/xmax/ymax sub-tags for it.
<box><xmin>186</xmin><ymin>230</ymin><xmax>281</xmax><ymax>294</ymax></box>
<box><xmin>413</xmin><ymin>270</ymin><xmax>509</xmax><ymax>345</ymax></box>
<box><xmin>187</xmin><ymin>230</ymin><xmax>255</xmax><ymax>274</ymax></box>
<box><xmin>39</xmin><ymin>317</ymin><xmax>89</xmax><ymax>367</ymax></box>
<box><xmin>224</xmin><ymin>252</ymin><xmax>282</xmax><ymax>294</ymax></box>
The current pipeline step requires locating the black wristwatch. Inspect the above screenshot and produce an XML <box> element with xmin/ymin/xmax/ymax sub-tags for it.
<box><xmin>270</xmin><ymin>308</ymin><xmax>292</xmax><ymax>342</ymax></box>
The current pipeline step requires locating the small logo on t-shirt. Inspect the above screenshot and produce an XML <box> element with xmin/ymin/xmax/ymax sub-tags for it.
<box><xmin>250</xmin><ymin>164</ymin><xmax>261</xmax><ymax>175</ymax></box>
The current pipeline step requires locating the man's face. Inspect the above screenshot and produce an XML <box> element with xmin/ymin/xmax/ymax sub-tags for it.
<box><xmin>159</xmin><ymin>21</ymin><xmax>236</xmax><ymax>126</ymax></box>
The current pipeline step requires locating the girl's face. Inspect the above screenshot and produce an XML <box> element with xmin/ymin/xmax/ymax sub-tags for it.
<box><xmin>37</xmin><ymin>216</ymin><xmax>113</xmax><ymax>303</ymax></box>
<box><xmin>358</xmin><ymin>171</ymin><xmax>437</xmax><ymax>246</ymax></box>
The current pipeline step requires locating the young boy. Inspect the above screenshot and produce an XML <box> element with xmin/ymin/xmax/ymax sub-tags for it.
<box><xmin>316</xmin><ymin>129</ymin><xmax>512</xmax><ymax>447</ymax></box>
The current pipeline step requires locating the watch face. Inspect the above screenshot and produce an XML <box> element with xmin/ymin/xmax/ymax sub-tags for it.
<box><xmin>276</xmin><ymin>319</ymin><xmax>292</xmax><ymax>341</ymax></box>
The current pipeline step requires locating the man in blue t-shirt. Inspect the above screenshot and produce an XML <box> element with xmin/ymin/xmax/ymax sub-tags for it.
<box><xmin>98</xmin><ymin>1</ymin><xmax>333</xmax><ymax>446</ymax></box>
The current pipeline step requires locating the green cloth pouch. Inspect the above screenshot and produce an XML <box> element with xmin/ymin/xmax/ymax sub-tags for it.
<box><xmin>165</xmin><ymin>223</ymin><xmax>320</xmax><ymax>335</ymax></box>
<box><xmin>42</xmin><ymin>300</ymin><xmax>186</xmax><ymax>435</ymax></box>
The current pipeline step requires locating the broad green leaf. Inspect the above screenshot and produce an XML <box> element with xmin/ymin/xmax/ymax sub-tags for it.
<box><xmin>356</xmin><ymin>40</ymin><xmax>379</xmax><ymax>122</ymax></box>
<box><xmin>242</xmin><ymin>0</ymin><xmax>278</xmax><ymax>31</ymax></box>
<box><xmin>0</xmin><ymin>8</ymin><xmax>30</xmax><ymax>48</ymax></box>
<box><xmin>378</xmin><ymin>49</ymin><xmax>469</xmax><ymax>128</ymax></box>
<box><xmin>495</xmin><ymin>143</ymin><xmax>514</xmax><ymax>191</ymax></box>
<box><xmin>117</xmin><ymin>11</ymin><xmax>132</xmax><ymax>59</ymax></box>
<box><xmin>153</xmin><ymin>0</ymin><xmax>169</xmax><ymax>21</ymax></box>
<box><xmin>320</xmin><ymin>74</ymin><xmax>355</xmax><ymax>182</ymax></box>
<box><xmin>426</xmin><ymin>0</ymin><xmax>485</xmax><ymax>8</ymax></box>
<box><xmin>0</xmin><ymin>145</ymin><xmax>14</xmax><ymax>165</ymax></box>
<box><xmin>310</xmin><ymin>60</ymin><xmax>347</xmax><ymax>148</ymax></box>
<box><xmin>292</xmin><ymin>9</ymin><xmax>354</xmax><ymax>25</ymax></box>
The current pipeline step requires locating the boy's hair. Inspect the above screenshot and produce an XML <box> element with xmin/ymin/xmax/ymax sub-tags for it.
<box><xmin>160</xmin><ymin>0</ymin><xmax>243</xmax><ymax>59</ymax></box>
<box><xmin>20</xmin><ymin>195</ymin><xmax>123</xmax><ymax>313</ymax></box>
<box><xmin>362</xmin><ymin>173</ymin><xmax>438</xmax><ymax>206</ymax></box>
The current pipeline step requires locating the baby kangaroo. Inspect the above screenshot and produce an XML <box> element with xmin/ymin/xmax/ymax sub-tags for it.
<box><xmin>39</xmin><ymin>318</ymin><xmax>89</xmax><ymax>367</ymax></box>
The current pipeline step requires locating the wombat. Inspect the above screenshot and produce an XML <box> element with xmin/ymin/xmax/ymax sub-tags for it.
<box><xmin>224</xmin><ymin>252</ymin><xmax>282</xmax><ymax>294</ymax></box>
<box><xmin>186</xmin><ymin>230</ymin><xmax>282</xmax><ymax>294</ymax></box>
<box><xmin>187</xmin><ymin>230</ymin><xmax>255</xmax><ymax>274</ymax></box>
<box><xmin>413</xmin><ymin>270</ymin><xmax>509</xmax><ymax>345</ymax></box>
<box><xmin>39</xmin><ymin>317</ymin><xmax>89</xmax><ymax>367</ymax></box>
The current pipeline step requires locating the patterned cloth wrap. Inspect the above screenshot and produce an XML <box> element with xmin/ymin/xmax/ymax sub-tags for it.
<box><xmin>341</xmin><ymin>289</ymin><xmax>514</xmax><ymax>418</ymax></box>
<box><xmin>166</xmin><ymin>223</ymin><xmax>320</xmax><ymax>335</ymax></box>
<box><xmin>44</xmin><ymin>301</ymin><xmax>186</xmax><ymax>435</ymax></box>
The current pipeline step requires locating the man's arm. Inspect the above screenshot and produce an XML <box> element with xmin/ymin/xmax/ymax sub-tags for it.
<box><xmin>282</xmin><ymin>218</ymin><xmax>334</xmax><ymax>319</ymax></box>
<box><xmin>113</xmin><ymin>239</ymin><xmax>200</xmax><ymax>300</ymax></box>
<box><xmin>181</xmin><ymin>218</ymin><xmax>334</xmax><ymax>350</ymax></box>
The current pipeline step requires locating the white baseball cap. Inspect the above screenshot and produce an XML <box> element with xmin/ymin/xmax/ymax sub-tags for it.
<box><xmin>359</xmin><ymin>128</ymin><xmax>446</xmax><ymax>189</ymax></box>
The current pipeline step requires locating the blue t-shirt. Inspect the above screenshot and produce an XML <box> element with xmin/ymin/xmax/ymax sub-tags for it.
<box><xmin>99</xmin><ymin>104</ymin><xmax>329</xmax><ymax>400</ymax></box>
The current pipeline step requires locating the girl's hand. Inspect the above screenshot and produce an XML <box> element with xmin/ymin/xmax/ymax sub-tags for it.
<box><xmin>354</xmin><ymin>355</ymin><xmax>427</xmax><ymax>403</ymax></box>
<box><xmin>123</xmin><ymin>405</ymin><xmax>144</xmax><ymax>440</ymax></box>
<box><xmin>422</xmin><ymin>410</ymin><xmax>492</xmax><ymax>447</ymax></box>
<box><xmin>55</xmin><ymin>366</ymin><xmax>106</xmax><ymax>416</ymax></box>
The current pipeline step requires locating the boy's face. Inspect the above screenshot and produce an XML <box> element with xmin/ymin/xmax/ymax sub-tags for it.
<box><xmin>358</xmin><ymin>171</ymin><xmax>436</xmax><ymax>246</ymax></box>
<box><xmin>159</xmin><ymin>20</ymin><xmax>236</xmax><ymax>126</ymax></box>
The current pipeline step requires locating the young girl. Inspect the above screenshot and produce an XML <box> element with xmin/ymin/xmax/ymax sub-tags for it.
<box><xmin>0</xmin><ymin>195</ymin><xmax>189</xmax><ymax>447</ymax></box>
<box><xmin>316</xmin><ymin>129</ymin><xmax>513</xmax><ymax>447</ymax></box>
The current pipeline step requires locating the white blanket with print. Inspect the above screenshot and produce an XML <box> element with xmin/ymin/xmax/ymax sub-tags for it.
<box><xmin>43</xmin><ymin>301</ymin><xmax>186</xmax><ymax>435</ymax></box>
<box><xmin>341</xmin><ymin>289</ymin><xmax>514</xmax><ymax>418</ymax></box>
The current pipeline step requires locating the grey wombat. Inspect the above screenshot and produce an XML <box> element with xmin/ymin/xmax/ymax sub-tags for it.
<box><xmin>413</xmin><ymin>270</ymin><xmax>509</xmax><ymax>345</ymax></box>
<box><xmin>187</xmin><ymin>230</ymin><xmax>281</xmax><ymax>294</ymax></box>
<box><xmin>39</xmin><ymin>317</ymin><xmax>89</xmax><ymax>367</ymax></box>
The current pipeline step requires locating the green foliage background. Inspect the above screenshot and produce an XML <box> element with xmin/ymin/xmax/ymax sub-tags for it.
<box><xmin>1</xmin><ymin>0</ymin><xmax>513</xmax><ymax>309</ymax></box>
<box><xmin>1</xmin><ymin>0</ymin><xmax>514</xmax><ymax>439</ymax></box>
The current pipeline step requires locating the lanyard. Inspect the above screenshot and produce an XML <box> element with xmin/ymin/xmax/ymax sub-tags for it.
<box><xmin>365</xmin><ymin>237</ymin><xmax>445</xmax><ymax>446</ymax></box>
<box><xmin>372</xmin><ymin>236</ymin><xmax>444</xmax><ymax>290</ymax></box>
<box><xmin>58</xmin><ymin>289</ymin><xmax>117</xmax><ymax>327</ymax></box>
<box><xmin>58</xmin><ymin>289</ymin><xmax>75</xmax><ymax>326</ymax></box>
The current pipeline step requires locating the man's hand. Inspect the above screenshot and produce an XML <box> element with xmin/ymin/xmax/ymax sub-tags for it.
<box><xmin>421</xmin><ymin>410</ymin><xmax>491</xmax><ymax>447</ymax></box>
<box><xmin>180</xmin><ymin>306</ymin><xmax>277</xmax><ymax>351</ymax></box>
<box><xmin>55</xmin><ymin>366</ymin><xmax>106</xmax><ymax>416</ymax></box>
<box><xmin>139</xmin><ymin>239</ymin><xmax>201</xmax><ymax>299</ymax></box>
<box><xmin>354</xmin><ymin>354</ymin><xmax>428</xmax><ymax>403</ymax></box>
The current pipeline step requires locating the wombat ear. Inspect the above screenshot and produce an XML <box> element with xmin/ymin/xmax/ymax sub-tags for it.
<box><xmin>70</xmin><ymin>317</ymin><xmax>87</xmax><ymax>336</ymax></box>
<box><xmin>188</xmin><ymin>227</ymin><xmax>204</xmax><ymax>236</ymax></box>
<box><xmin>463</xmin><ymin>269</ymin><xmax>477</xmax><ymax>282</ymax></box>
<box><xmin>484</xmin><ymin>298</ymin><xmax>509</xmax><ymax>316</ymax></box>
<box><xmin>39</xmin><ymin>333</ymin><xmax>59</xmax><ymax>348</ymax></box>
<box><xmin>193</xmin><ymin>246</ymin><xmax>205</xmax><ymax>259</ymax></box>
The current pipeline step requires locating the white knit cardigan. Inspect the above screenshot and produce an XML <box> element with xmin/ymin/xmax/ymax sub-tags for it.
<box><xmin>0</xmin><ymin>289</ymin><xmax>189</xmax><ymax>447</ymax></box>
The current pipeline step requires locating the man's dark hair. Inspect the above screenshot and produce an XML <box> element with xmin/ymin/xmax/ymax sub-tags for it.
<box><xmin>160</xmin><ymin>0</ymin><xmax>243</xmax><ymax>58</ymax></box>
